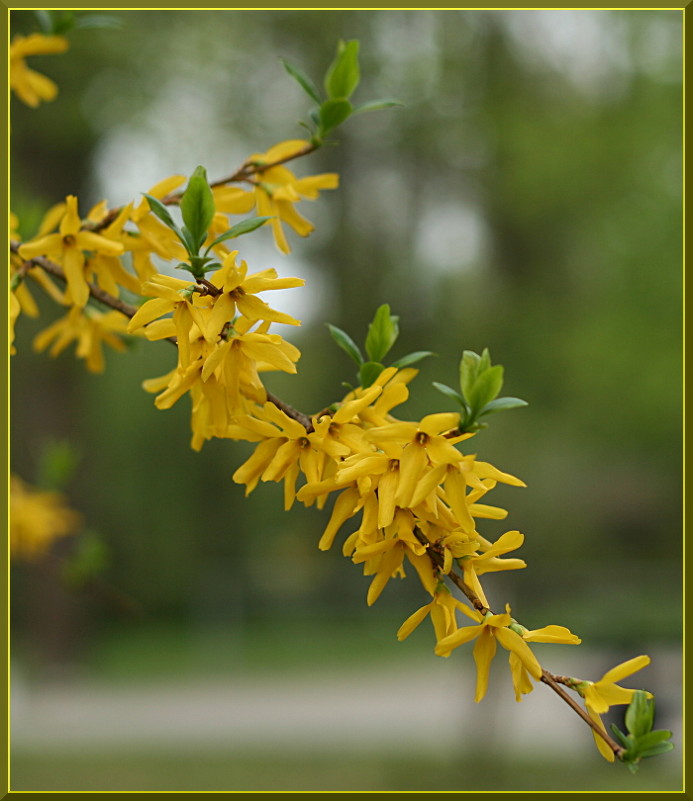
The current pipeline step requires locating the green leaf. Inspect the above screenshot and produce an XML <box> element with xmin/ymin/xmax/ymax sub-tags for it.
<box><xmin>319</xmin><ymin>99</ymin><xmax>353</xmax><ymax>134</ymax></box>
<box><xmin>432</xmin><ymin>382</ymin><xmax>466</xmax><ymax>409</ymax></box>
<box><xmin>459</xmin><ymin>350</ymin><xmax>483</xmax><ymax>401</ymax></box>
<box><xmin>478</xmin><ymin>397</ymin><xmax>528</xmax><ymax>417</ymax></box>
<box><xmin>631</xmin><ymin>730</ymin><xmax>673</xmax><ymax>753</ymax></box>
<box><xmin>365</xmin><ymin>303</ymin><xmax>399</xmax><ymax>362</ymax></box>
<box><xmin>324</xmin><ymin>39</ymin><xmax>360</xmax><ymax>100</ymax></box>
<box><xmin>479</xmin><ymin>347</ymin><xmax>492</xmax><ymax>373</ymax></box>
<box><xmin>327</xmin><ymin>324</ymin><xmax>363</xmax><ymax>366</ymax></box>
<box><xmin>468</xmin><ymin>364</ymin><xmax>504</xmax><ymax>416</ymax></box>
<box><xmin>143</xmin><ymin>193</ymin><xmax>178</xmax><ymax>232</ymax></box>
<box><xmin>391</xmin><ymin>350</ymin><xmax>435</xmax><ymax>369</ymax></box>
<box><xmin>610</xmin><ymin>724</ymin><xmax>631</xmax><ymax>749</ymax></box>
<box><xmin>33</xmin><ymin>10</ymin><xmax>53</xmax><ymax>33</ymax></box>
<box><xmin>52</xmin><ymin>11</ymin><xmax>75</xmax><ymax>34</ymax></box>
<box><xmin>180</xmin><ymin>166</ymin><xmax>215</xmax><ymax>251</ymax></box>
<box><xmin>72</xmin><ymin>14</ymin><xmax>123</xmax><ymax>30</ymax></box>
<box><xmin>625</xmin><ymin>691</ymin><xmax>655</xmax><ymax>738</ymax></box>
<box><xmin>351</xmin><ymin>99</ymin><xmax>404</xmax><ymax>115</ymax></box>
<box><xmin>280</xmin><ymin>58</ymin><xmax>322</xmax><ymax>104</ymax></box>
<box><xmin>205</xmin><ymin>217</ymin><xmax>272</xmax><ymax>253</ymax></box>
<box><xmin>36</xmin><ymin>440</ymin><xmax>80</xmax><ymax>491</ymax></box>
<box><xmin>638</xmin><ymin>742</ymin><xmax>675</xmax><ymax>759</ymax></box>
<box><xmin>187</xmin><ymin>254</ymin><xmax>217</xmax><ymax>279</ymax></box>
<box><xmin>359</xmin><ymin>361</ymin><xmax>384</xmax><ymax>388</ymax></box>
<box><xmin>61</xmin><ymin>531</ymin><xmax>109</xmax><ymax>588</ymax></box>
<box><xmin>309</xmin><ymin>107</ymin><xmax>321</xmax><ymax>129</ymax></box>
<box><xmin>178</xmin><ymin>225</ymin><xmax>199</xmax><ymax>259</ymax></box>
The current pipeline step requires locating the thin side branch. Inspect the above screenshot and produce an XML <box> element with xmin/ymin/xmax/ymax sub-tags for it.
<box><xmin>412</xmin><ymin>525</ymin><xmax>488</xmax><ymax>614</ymax></box>
<box><xmin>540</xmin><ymin>669</ymin><xmax>625</xmax><ymax>758</ymax></box>
<box><xmin>83</xmin><ymin>141</ymin><xmax>320</xmax><ymax>231</ymax></box>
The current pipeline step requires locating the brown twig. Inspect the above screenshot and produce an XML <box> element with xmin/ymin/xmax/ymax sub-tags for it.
<box><xmin>412</xmin><ymin>525</ymin><xmax>488</xmax><ymax>614</ymax></box>
<box><xmin>11</xmin><ymin>243</ymin><xmax>139</xmax><ymax>319</ymax></box>
<box><xmin>540</xmin><ymin>669</ymin><xmax>624</xmax><ymax>758</ymax></box>
<box><xmin>84</xmin><ymin>141</ymin><xmax>321</xmax><ymax>231</ymax></box>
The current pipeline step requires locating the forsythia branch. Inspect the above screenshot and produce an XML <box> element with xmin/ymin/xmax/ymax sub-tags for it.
<box><xmin>9</xmin><ymin>239</ymin><xmax>629</xmax><ymax>761</ymax></box>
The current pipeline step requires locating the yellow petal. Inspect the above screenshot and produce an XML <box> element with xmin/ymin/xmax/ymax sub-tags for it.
<box><xmin>587</xmin><ymin>708</ymin><xmax>616</xmax><ymax>762</ymax></box>
<box><xmin>473</xmin><ymin>628</ymin><xmax>497</xmax><ymax>702</ymax></box>
<box><xmin>599</xmin><ymin>655</ymin><xmax>650</xmax><ymax>686</ymax></box>
<box><xmin>318</xmin><ymin>487</ymin><xmax>360</xmax><ymax>551</ymax></box>
<box><xmin>395</xmin><ymin>444</ymin><xmax>427</xmax><ymax>508</ymax></box>
<box><xmin>495</xmin><ymin>627</ymin><xmax>542</xmax><ymax>680</ymax></box>
<box><xmin>397</xmin><ymin>603</ymin><xmax>433</xmax><ymax>641</ymax></box>
<box><xmin>419</xmin><ymin>412</ymin><xmax>460</xmax><ymax>436</ymax></box>
<box><xmin>434</xmin><ymin>623</ymin><xmax>482</xmax><ymax>657</ymax></box>
<box><xmin>522</xmin><ymin>624</ymin><xmax>581</xmax><ymax>645</ymax></box>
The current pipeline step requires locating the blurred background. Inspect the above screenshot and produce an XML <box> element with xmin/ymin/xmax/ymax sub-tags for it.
<box><xmin>10</xmin><ymin>9</ymin><xmax>682</xmax><ymax>792</ymax></box>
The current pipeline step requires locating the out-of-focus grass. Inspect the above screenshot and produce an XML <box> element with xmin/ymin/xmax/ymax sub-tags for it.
<box><xmin>19</xmin><ymin>616</ymin><xmax>424</xmax><ymax>682</ymax></box>
<box><xmin>10</xmin><ymin>748</ymin><xmax>682</xmax><ymax>792</ymax></box>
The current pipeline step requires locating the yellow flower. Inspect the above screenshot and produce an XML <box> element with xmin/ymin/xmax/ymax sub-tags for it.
<box><xmin>351</xmin><ymin>509</ymin><xmax>428</xmax><ymax>606</ymax></box>
<box><xmin>203</xmin><ymin>252</ymin><xmax>304</xmax><ymax>335</ymax></box>
<box><xmin>397</xmin><ymin>586</ymin><xmax>469</xmax><ymax>643</ymax></box>
<box><xmin>215</xmin><ymin>140</ymin><xmax>339</xmax><ymax>254</ymax></box>
<box><xmin>10</xmin><ymin>206</ymin><xmax>68</xmax><ymax>332</ymax></box>
<box><xmin>570</xmin><ymin>655</ymin><xmax>651</xmax><ymax>762</ymax></box>
<box><xmin>84</xmin><ymin>202</ymin><xmax>142</xmax><ymax>297</ymax></box>
<box><xmin>581</xmin><ymin>655</ymin><xmax>652</xmax><ymax>716</ymax></box>
<box><xmin>232</xmin><ymin>402</ymin><xmax>318</xmax><ymax>510</ymax></box>
<box><xmin>508</xmin><ymin>623</ymin><xmax>581</xmax><ymax>703</ymax></box>
<box><xmin>10</xmin><ymin>475</ymin><xmax>80</xmax><ymax>559</ymax></box>
<box><xmin>127</xmin><ymin>273</ymin><xmax>204</xmax><ymax>368</ymax></box>
<box><xmin>435</xmin><ymin>603</ymin><xmax>542</xmax><ymax>702</ymax></box>
<box><xmin>10</xmin><ymin>33</ymin><xmax>68</xmax><ymax>107</ymax></box>
<box><xmin>457</xmin><ymin>529</ymin><xmax>527</xmax><ymax>609</ymax></box>
<box><xmin>201</xmin><ymin>320</ymin><xmax>301</xmax><ymax>404</ymax></box>
<box><xmin>33</xmin><ymin>306</ymin><xmax>131</xmax><ymax>373</ymax></box>
<box><xmin>18</xmin><ymin>196</ymin><xmax>124</xmax><ymax>307</ymax></box>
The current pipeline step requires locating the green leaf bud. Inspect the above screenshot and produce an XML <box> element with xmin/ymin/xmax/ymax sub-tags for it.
<box><xmin>391</xmin><ymin>350</ymin><xmax>434</xmax><ymax>369</ymax></box>
<box><xmin>142</xmin><ymin>193</ymin><xmax>178</xmax><ymax>233</ymax></box>
<box><xmin>319</xmin><ymin>98</ymin><xmax>353</xmax><ymax>134</ymax></box>
<box><xmin>280</xmin><ymin>58</ymin><xmax>322</xmax><ymax>104</ymax></box>
<box><xmin>180</xmin><ymin>165</ymin><xmax>215</xmax><ymax>252</ymax></box>
<box><xmin>365</xmin><ymin>303</ymin><xmax>399</xmax><ymax>363</ymax></box>
<box><xmin>359</xmin><ymin>361</ymin><xmax>384</xmax><ymax>388</ymax></box>
<box><xmin>324</xmin><ymin>39</ymin><xmax>360</xmax><ymax>100</ymax></box>
<box><xmin>205</xmin><ymin>217</ymin><xmax>272</xmax><ymax>253</ymax></box>
<box><xmin>327</xmin><ymin>324</ymin><xmax>364</xmax><ymax>366</ymax></box>
<box><xmin>351</xmin><ymin>99</ymin><xmax>405</xmax><ymax>115</ymax></box>
<box><xmin>625</xmin><ymin>690</ymin><xmax>655</xmax><ymax>738</ymax></box>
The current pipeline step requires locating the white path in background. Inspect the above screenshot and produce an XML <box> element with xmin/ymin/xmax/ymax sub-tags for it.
<box><xmin>11</xmin><ymin>649</ymin><xmax>681</xmax><ymax>758</ymax></box>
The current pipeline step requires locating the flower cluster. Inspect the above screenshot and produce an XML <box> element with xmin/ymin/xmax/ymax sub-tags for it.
<box><xmin>128</xmin><ymin>253</ymin><xmax>304</xmax><ymax>450</ymax></box>
<box><xmin>230</xmin><ymin>363</ymin><xmax>585</xmax><ymax>705</ymax></box>
<box><xmin>11</xmin><ymin>140</ymin><xmax>333</xmax><ymax>378</ymax></box>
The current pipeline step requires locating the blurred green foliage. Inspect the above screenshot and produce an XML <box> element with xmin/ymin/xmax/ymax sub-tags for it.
<box><xmin>10</xmin><ymin>10</ymin><xmax>681</xmax><ymax>664</ymax></box>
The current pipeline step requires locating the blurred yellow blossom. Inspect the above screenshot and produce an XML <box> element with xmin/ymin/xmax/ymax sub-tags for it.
<box><xmin>10</xmin><ymin>475</ymin><xmax>80</xmax><ymax>559</ymax></box>
<box><xmin>214</xmin><ymin>140</ymin><xmax>338</xmax><ymax>254</ymax></box>
<box><xmin>10</xmin><ymin>33</ymin><xmax>68</xmax><ymax>107</ymax></box>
